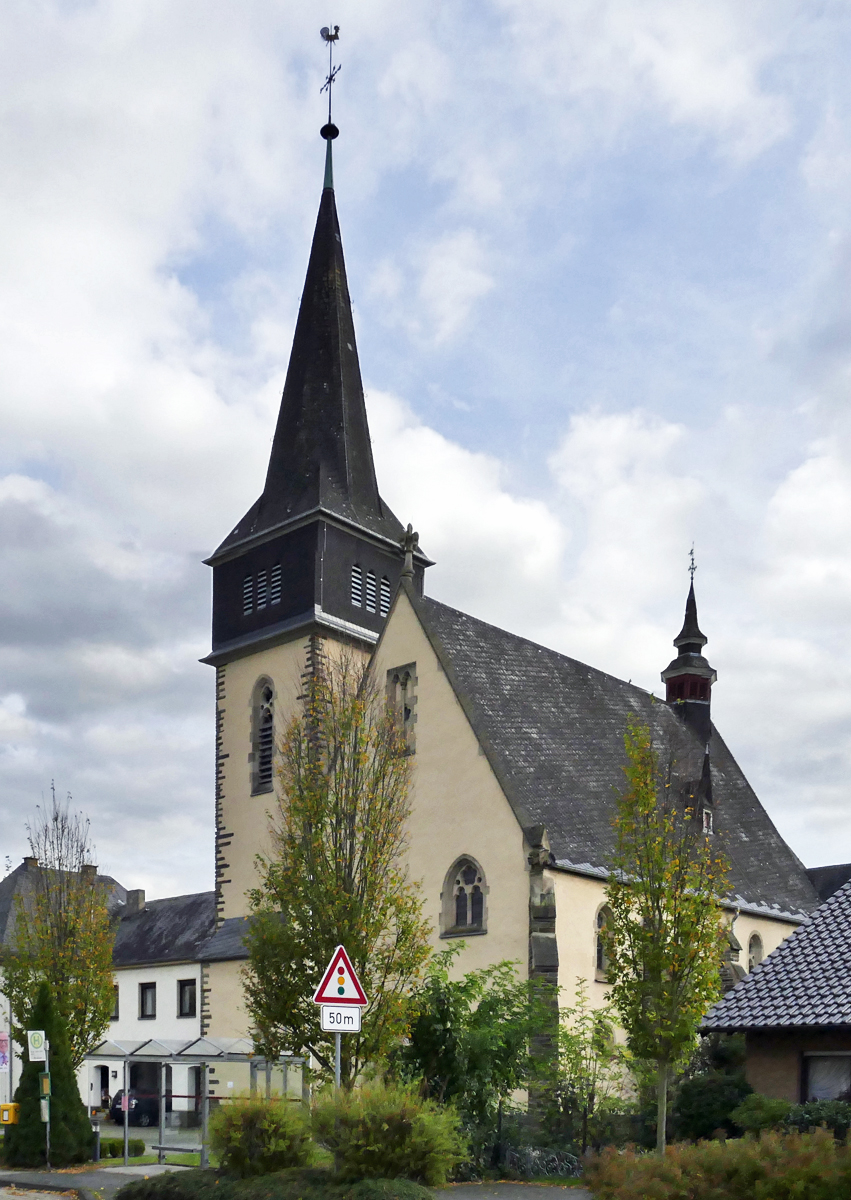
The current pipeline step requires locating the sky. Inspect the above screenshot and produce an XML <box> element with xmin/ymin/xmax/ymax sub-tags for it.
<box><xmin>1</xmin><ymin>0</ymin><xmax>850</xmax><ymax>896</ymax></box>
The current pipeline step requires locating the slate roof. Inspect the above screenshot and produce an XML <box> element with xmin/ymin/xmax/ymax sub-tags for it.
<box><xmin>415</xmin><ymin>593</ymin><xmax>818</xmax><ymax>918</ymax></box>
<box><xmin>704</xmin><ymin>880</ymin><xmax>851</xmax><ymax>1030</ymax></box>
<box><xmin>113</xmin><ymin>891</ymin><xmax>217</xmax><ymax>967</ymax></box>
<box><xmin>199</xmin><ymin>915</ymin><xmax>251</xmax><ymax>962</ymax></box>
<box><xmin>0</xmin><ymin>861</ymin><xmax>126</xmax><ymax>949</ymax></box>
<box><xmin>807</xmin><ymin>863</ymin><xmax>851</xmax><ymax>903</ymax></box>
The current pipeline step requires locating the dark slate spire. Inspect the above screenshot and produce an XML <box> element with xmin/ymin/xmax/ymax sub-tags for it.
<box><xmin>673</xmin><ymin>582</ymin><xmax>707</xmax><ymax>653</ymax></box>
<box><xmin>214</xmin><ymin>131</ymin><xmax>404</xmax><ymax>556</ymax></box>
<box><xmin>662</xmin><ymin>577</ymin><xmax>716</xmax><ymax>743</ymax></box>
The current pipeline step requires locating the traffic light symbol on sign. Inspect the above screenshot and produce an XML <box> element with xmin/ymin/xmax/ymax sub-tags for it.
<box><xmin>312</xmin><ymin>946</ymin><xmax>368</xmax><ymax>1006</ymax></box>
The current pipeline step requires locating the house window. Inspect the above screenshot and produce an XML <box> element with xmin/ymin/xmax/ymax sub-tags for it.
<box><xmin>805</xmin><ymin>1056</ymin><xmax>851</xmax><ymax>1101</ymax></box>
<box><xmin>748</xmin><ymin>933</ymin><xmax>764</xmax><ymax>971</ymax></box>
<box><xmin>351</xmin><ymin>565</ymin><xmax>363</xmax><ymax>607</ymax></box>
<box><xmin>139</xmin><ymin>983</ymin><xmax>156</xmax><ymax>1020</ymax></box>
<box><xmin>243</xmin><ymin>575</ymin><xmax>254</xmax><ymax>616</ymax></box>
<box><xmin>251</xmin><ymin>679</ymin><xmax>275</xmax><ymax>795</ymax></box>
<box><xmin>256</xmin><ymin>569</ymin><xmax>268</xmax><ymax>609</ymax></box>
<box><xmin>441</xmin><ymin>857</ymin><xmax>487</xmax><ymax>936</ymax></box>
<box><xmin>702</xmin><ymin>809</ymin><xmax>713</xmax><ymax>834</ymax></box>
<box><xmin>379</xmin><ymin>576</ymin><xmax>391</xmax><ymax>617</ymax></box>
<box><xmin>270</xmin><ymin>564</ymin><xmax>282</xmax><ymax>605</ymax></box>
<box><xmin>387</xmin><ymin>664</ymin><xmax>417</xmax><ymax>754</ymax></box>
<box><xmin>365</xmin><ymin>570</ymin><xmax>377</xmax><ymax>613</ymax></box>
<box><xmin>178</xmin><ymin>979</ymin><xmax>197</xmax><ymax>1018</ymax></box>
<box><xmin>596</xmin><ymin>906</ymin><xmax>612</xmax><ymax>980</ymax></box>
<box><xmin>111</xmin><ymin>985</ymin><xmax>119</xmax><ymax>1021</ymax></box>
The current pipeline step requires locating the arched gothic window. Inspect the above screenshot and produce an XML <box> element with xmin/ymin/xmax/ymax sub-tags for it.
<box><xmin>251</xmin><ymin>678</ymin><xmax>275</xmax><ymax>795</ymax></box>
<box><xmin>596</xmin><ymin>905</ymin><xmax>613</xmax><ymax>980</ymax></box>
<box><xmin>748</xmin><ymin>933</ymin><xmax>764</xmax><ymax>971</ymax></box>
<box><xmin>441</xmin><ymin>857</ymin><xmax>487</xmax><ymax>936</ymax></box>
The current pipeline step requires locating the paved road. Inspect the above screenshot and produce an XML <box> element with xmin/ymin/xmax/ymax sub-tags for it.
<box><xmin>0</xmin><ymin>1165</ymin><xmax>189</xmax><ymax>1200</ymax></box>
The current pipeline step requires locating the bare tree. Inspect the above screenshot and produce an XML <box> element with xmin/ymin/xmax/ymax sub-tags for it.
<box><xmin>2</xmin><ymin>786</ymin><xmax>117</xmax><ymax>1068</ymax></box>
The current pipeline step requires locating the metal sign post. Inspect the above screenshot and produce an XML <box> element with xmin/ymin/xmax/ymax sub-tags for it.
<box><xmin>312</xmin><ymin>947</ymin><xmax>367</xmax><ymax>1092</ymax></box>
<box><xmin>27</xmin><ymin>1031</ymin><xmax>49</xmax><ymax>1168</ymax></box>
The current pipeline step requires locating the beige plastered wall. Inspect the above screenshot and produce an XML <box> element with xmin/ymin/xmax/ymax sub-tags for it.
<box><xmin>551</xmin><ymin>870</ymin><xmax>800</xmax><ymax>1017</ymax></box>
<box><xmin>217</xmin><ymin>635</ymin><xmax>368</xmax><ymax>919</ymax></box>
<box><xmin>205</xmin><ymin>959</ymin><xmax>250</xmax><ymax>1038</ymax></box>
<box><xmin>373</xmin><ymin>590</ymin><xmax>529</xmax><ymax>979</ymax></box>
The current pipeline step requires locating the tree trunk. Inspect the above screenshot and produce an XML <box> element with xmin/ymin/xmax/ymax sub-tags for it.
<box><xmin>656</xmin><ymin>1061</ymin><xmax>668</xmax><ymax>1154</ymax></box>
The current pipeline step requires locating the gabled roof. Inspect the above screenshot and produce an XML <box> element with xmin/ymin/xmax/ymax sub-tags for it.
<box><xmin>412</xmin><ymin>591</ymin><xmax>817</xmax><ymax>917</ymax></box>
<box><xmin>113</xmin><ymin>891</ymin><xmax>216</xmax><ymax>967</ymax></box>
<box><xmin>0</xmin><ymin>861</ymin><xmax>126</xmax><ymax>949</ymax></box>
<box><xmin>704</xmin><ymin>880</ymin><xmax>851</xmax><ymax>1030</ymax></box>
<box><xmin>211</xmin><ymin>160</ymin><xmax>406</xmax><ymax>562</ymax></box>
<box><xmin>807</xmin><ymin>863</ymin><xmax>851</xmax><ymax>903</ymax></box>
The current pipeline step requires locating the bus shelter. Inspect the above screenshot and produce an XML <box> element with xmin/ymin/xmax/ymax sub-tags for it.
<box><xmin>86</xmin><ymin>1036</ymin><xmax>307</xmax><ymax>1166</ymax></box>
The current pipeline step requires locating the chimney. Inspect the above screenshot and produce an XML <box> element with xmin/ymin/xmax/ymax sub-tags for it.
<box><xmin>80</xmin><ymin>864</ymin><xmax>97</xmax><ymax>884</ymax></box>
<box><xmin>125</xmin><ymin>888</ymin><xmax>145</xmax><ymax>915</ymax></box>
<box><xmin>23</xmin><ymin>856</ymin><xmax>38</xmax><ymax>870</ymax></box>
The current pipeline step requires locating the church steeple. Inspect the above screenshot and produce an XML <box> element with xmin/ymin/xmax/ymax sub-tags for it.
<box><xmin>205</xmin><ymin>124</ymin><xmax>429</xmax><ymax>664</ymax></box>
<box><xmin>661</xmin><ymin>578</ymin><xmax>717</xmax><ymax>743</ymax></box>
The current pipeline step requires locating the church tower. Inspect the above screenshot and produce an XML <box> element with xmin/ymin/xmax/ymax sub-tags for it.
<box><xmin>203</xmin><ymin>127</ymin><xmax>430</xmax><ymax>923</ymax></box>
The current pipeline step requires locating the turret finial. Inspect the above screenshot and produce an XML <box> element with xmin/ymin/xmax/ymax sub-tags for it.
<box><xmin>319</xmin><ymin>25</ymin><xmax>341</xmax><ymax>188</ymax></box>
<box><xmin>689</xmin><ymin>543</ymin><xmax>696</xmax><ymax>583</ymax></box>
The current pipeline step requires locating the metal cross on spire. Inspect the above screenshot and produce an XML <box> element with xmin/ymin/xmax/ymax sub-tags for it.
<box><xmin>320</xmin><ymin>25</ymin><xmax>341</xmax><ymax>134</ymax></box>
<box><xmin>689</xmin><ymin>544</ymin><xmax>697</xmax><ymax>583</ymax></box>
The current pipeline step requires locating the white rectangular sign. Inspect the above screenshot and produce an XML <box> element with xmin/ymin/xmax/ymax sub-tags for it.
<box><xmin>27</xmin><ymin>1031</ymin><xmax>47</xmax><ymax>1063</ymax></box>
<box><xmin>320</xmin><ymin>1004</ymin><xmax>362</xmax><ymax>1033</ymax></box>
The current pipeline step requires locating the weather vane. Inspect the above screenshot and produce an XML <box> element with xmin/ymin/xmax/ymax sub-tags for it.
<box><xmin>320</xmin><ymin>25</ymin><xmax>341</xmax><ymax>139</ymax></box>
<box><xmin>688</xmin><ymin>544</ymin><xmax>696</xmax><ymax>583</ymax></box>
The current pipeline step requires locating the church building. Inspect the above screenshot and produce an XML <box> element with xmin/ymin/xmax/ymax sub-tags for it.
<box><xmin>197</xmin><ymin>123</ymin><xmax>820</xmax><ymax>1039</ymax></box>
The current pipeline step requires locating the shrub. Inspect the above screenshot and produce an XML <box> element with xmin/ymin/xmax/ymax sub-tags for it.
<box><xmin>787</xmin><ymin>1099</ymin><xmax>851</xmax><ymax>1139</ymax></box>
<box><xmin>673</xmin><ymin>1070</ymin><xmax>752</xmax><ymax>1140</ymax></box>
<box><xmin>585</xmin><ymin>1128</ymin><xmax>851</xmax><ymax>1200</ymax></box>
<box><xmin>312</xmin><ymin>1083</ymin><xmax>467</xmax><ymax>1186</ymax></box>
<box><xmin>114</xmin><ymin>1167</ymin><xmax>433</xmax><ymax>1200</ymax></box>
<box><xmin>209</xmin><ymin>1095</ymin><xmax>314</xmax><ymax>1177</ymax></box>
<box><xmin>730</xmin><ymin>1093</ymin><xmax>792</xmax><ymax>1133</ymax></box>
<box><xmin>101</xmin><ymin>1137</ymin><xmax>145</xmax><ymax>1157</ymax></box>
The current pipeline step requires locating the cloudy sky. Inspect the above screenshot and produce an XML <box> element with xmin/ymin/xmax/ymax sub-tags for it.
<box><xmin>1</xmin><ymin>0</ymin><xmax>850</xmax><ymax>896</ymax></box>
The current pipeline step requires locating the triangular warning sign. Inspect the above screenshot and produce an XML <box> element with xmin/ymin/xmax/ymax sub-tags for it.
<box><xmin>313</xmin><ymin>945</ymin><xmax>368</xmax><ymax>1006</ymax></box>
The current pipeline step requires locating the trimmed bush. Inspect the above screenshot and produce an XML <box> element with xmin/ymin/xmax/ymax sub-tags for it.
<box><xmin>673</xmin><ymin>1070</ymin><xmax>752</xmax><ymax>1140</ymax></box>
<box><xmin>730</xmin><ymin>1093</ymin><xmax>792</xmax><ymax>1134</ymax></box>
<box><xmin>585</xmin><ymin>1128</ymin><xmax>851</xmax><ymax>1200</ymax></box>
<box><xmin>209</xmin><ymin>1095</ymin><xmax>314</xmax><ymax>1177</ymax></box>
<box><xmin>312</xmin><ymin>1083</ymin><xmax>467</xmax><ymax>1186</ymax></box>
<box><xmin>787</xmin><ymin>1099</ymin><xmax>851</xmax><ymax>1139</ymax></box>
<box><xmin>101</xmin><ymin>1137</ymin><xmax>145</xmax><ymax>1158</ymax></box>
<box><xmin>114</xmin><ymin>1167</ymin><xmax>433</xmax><ymax>1200</ymax></box>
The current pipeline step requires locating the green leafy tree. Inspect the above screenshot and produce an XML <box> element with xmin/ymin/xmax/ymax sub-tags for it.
<box><xmin>604</xmin><ymin>717</ymin><xmax>729</xmax><ymax>1153</ymax></box>
<box><xmin>397</xmin><ymin>946</ymin><xmax>549</xmax><ymax>1149</ymax></box>
<box><xmin>2</xmin><ymin>788</ymin><xmax>116</xmax><ymax>1069</ymax></box>
<box><xmin>542</xmin><ymin>980</ymin><xmax>621</xmax><ymax>1153</ymax></box>
<box><xmin>5</xmin><ymin>980</ymin><xmax>93</xmax><ymax>1166</ymax></box>
<box><xmin>242</xmin><ymin>645</ymin><xmax>432</xmax><ymax>1086</ymax></box>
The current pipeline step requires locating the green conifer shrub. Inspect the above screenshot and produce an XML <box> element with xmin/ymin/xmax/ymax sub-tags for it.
<box><xmin>730</xmin><ymin>1092</ymin><xmax>792</xmax><ymax>1133</ymax></box>
<box><xmin>4</xmin><ymin>980</ymin><xmax>94</xmax><ymax>1166</ymax></box>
